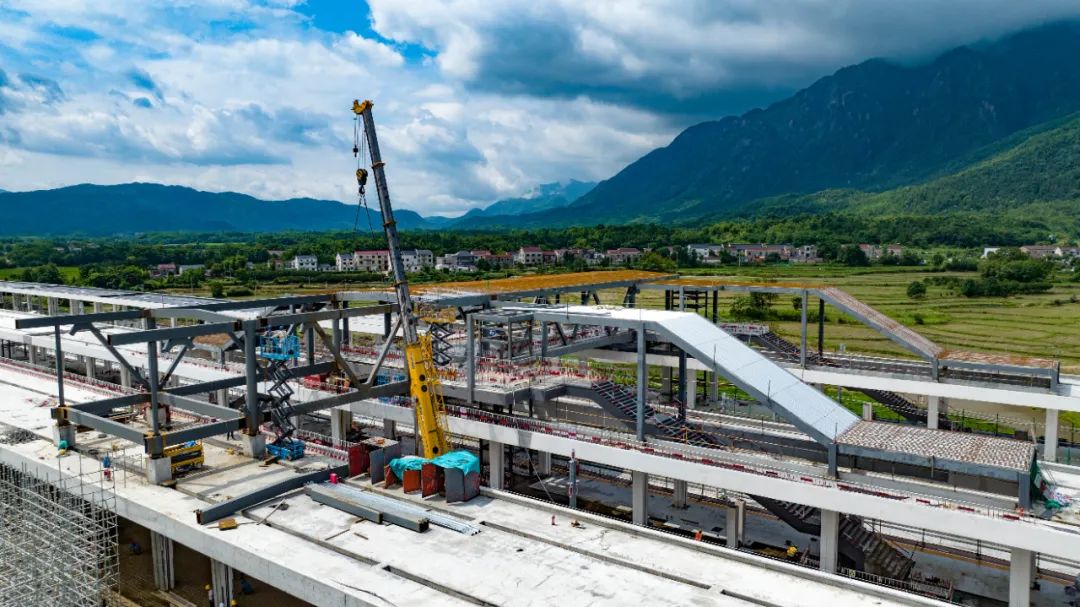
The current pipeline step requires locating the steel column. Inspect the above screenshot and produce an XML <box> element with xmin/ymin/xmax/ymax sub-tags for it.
<box><xmin>636</xmin><ymin>325</ymin><xmax>647</xmax><ymax>441</ymax></box>
<box><xmin>53</xmin><ymin>326</ymin><xmax>65</xmax><ymax>407</ymax></box>
<box><xmin>817</xmin><ymin>298</ymin><xmax>825</xmax><ymax>355</ymax></box>
<box><xmin>243</xmin><ymin>320</ymin><xmax>259</xmax><ymax>435</ymax></box>
<box><xmin>466</xmin><ymin>314</ymin><xmax>476</xmax><ymax>404</ymax></box>
<box><xmin>145</xmin><ymin>318</ymin><xmax>162</xmax><ymax>439</ymax></box>
<box><xmin>800</xmin><ymin>289</ymin><xmax>808</xmax><ymax>368</ymax></box>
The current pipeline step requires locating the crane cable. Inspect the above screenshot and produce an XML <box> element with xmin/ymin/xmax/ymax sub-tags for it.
<box><xmin>352</xmin><ymin>115</ymin><xmax>375</xmax><ymax>237</ymax></box>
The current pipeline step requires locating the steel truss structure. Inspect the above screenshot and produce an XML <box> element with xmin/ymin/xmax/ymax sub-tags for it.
<box><xmin>16</xmin><ymin>293</ymin><xmax>410</xmax><ymax>458</ymax></box>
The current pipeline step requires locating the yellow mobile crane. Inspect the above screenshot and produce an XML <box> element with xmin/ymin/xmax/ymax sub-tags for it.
<box><xmin>352</xmin><ymin>99</ymin><xmax>451</xmax><ymax>458</ymax></box>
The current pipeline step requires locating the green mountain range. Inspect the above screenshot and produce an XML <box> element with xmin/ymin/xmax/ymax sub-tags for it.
<box><xmin>0</xmin><ymin>183</ymin><xmax>432</xmax><ymax>236</ymax></box>
<box><xmin>484</xmin><ymin>21</ymin><xmax>1080</xmax><ymax>229</ymax></box>
<box><xmin>0</xmin><ymin>180</ymin><xmax>589</xmax><ymax>236</ymax></box>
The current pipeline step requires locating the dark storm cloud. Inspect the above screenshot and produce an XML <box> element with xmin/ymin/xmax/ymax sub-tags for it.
<box><xmin>373</xmin><ymin>1</ymin><xmax>1080</xmax><ymax>119</ymax></box>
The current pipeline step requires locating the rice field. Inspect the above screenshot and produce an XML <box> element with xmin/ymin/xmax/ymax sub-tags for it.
<box><xmin>664</xmin><ymin>267</ymin><xmax>1080</xmax><ymax>373</ymax></box>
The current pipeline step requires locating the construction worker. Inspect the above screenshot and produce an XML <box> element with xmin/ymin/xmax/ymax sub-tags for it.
<box><xmin>205</xmin><ymin>584</ymin><xmax>213</xmax><ymax>607</ymax></box>
<box><xmin>786</xmin><ymin>545</ymin><xmax>798</xmax><ymax>559</ymax></box>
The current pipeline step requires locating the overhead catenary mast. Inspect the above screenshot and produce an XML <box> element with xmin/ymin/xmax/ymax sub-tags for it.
<box><xmin>352</xmin><ymin>99</ymin><xmax>451</xmax><ymax>458</ymax></box>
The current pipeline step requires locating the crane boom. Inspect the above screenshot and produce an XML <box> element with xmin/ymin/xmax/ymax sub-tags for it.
<box><xmin>353</xmin><ymin>99</ymin><xmax>450</xmax><ymax>458</ymax></box>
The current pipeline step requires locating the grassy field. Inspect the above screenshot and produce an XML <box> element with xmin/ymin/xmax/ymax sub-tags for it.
<box><xmin>624</xmin><ymin>266</ymin><xmax>1080</xmax><ymax>373</ymax></box>
<box><xmin>0</xmin><ymin>266</ymin><xmax>80</xmax><ymax>282</ymax></box>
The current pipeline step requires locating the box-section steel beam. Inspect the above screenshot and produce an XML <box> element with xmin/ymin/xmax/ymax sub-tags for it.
<box><xmin>195</xmin><ymin>464</ymin><xmax>349</xmax><ymax>525</ymax></box>
<box><xmin>149</xmin><ymin>419</ymin><xmax>246</xmax><ymax>451</ymax></box>
<box><xmin>106</xmin><ymin>321</ymin><xmax>241</xmax><ymax>346</ymax></box>
<box><xmin>65</xmin><ymin>408</ymin><xmax>148</xmax><ymax>445</ymax></box>
<box><xmin>287</xmin><ymin>380</ymin><xmax>410</xmax><ymax>416</ymax></box>
<box><xmin>157</xmin><ymin>393</ymin><xmax>244</xmax><ymax>420</ymax></box>
<box><xmin>15</xmin><ymin>309</ymin><xmax>146</xmax><ymax>329</ymax></box>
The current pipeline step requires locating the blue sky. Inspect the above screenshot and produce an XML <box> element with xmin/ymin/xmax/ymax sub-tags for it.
<box><xmin>1</xmin><ymin>1</ymin><xmax>1079</xmax><ymax>216</ymax></box>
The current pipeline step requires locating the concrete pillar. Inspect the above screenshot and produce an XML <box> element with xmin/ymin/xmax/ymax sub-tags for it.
<box><xmin>1008</xmin><ymin>548</ymin><xmax>1033</xmax><ymax>607</ymax></box>
<box><xmin>631</xmin><ymin>470</ymin><xmax>648</xmax><ymax>525</ymax></box>
<box><xmin>725</xmin><ymin>501</ymin><xmax>745</xmax><ymax>548</ymax></box>
<box><xmin>120</xmin><ymin>365</ymin><xmax>132</xmax><ymax>389</ymax></box>
<box><xmin>330</xmin><ymin>408</ymin><xmax>352</xmax><ymax>443</ymax></box>
<box><xmin>1045</xmin><ymin>409</ymin><xmax>1059</xmax><ymax>463</ymax></box>
<box><xmin>47</xmin><ymin>297</ymin><xmax>57</xmax><ymax>315</ymax></box>
<box><xmin>686</xmin><ymin>374</ymin><xmax>696</xmax><ymax>411</ymax></box>
<box><xmin>144</xmin><ymin>456</ymin><xmax>172</xmax><ymax>485</ymax></box>
<box><xmin>661</xmin><ymin>367</ymin><xmax>673</xmax><ymax>401</ymax></box>
<box><xmin>52</xmin><ymin>423</ymin><xmax>76</xmax><ymax>449</ymax></box>
<box><xmin>241</xmin><ymin>434</ymin><xmax>266</xmax><ymax>459</ymax></box>
<box><xmin>927</xmin><ymin>396</ymin><xmax>941</xmax><ymax>430</ymax></box>
<box><xmin>28</xmin><ymin>345</ymin><xmax>38</xmax><ymax>365</ymax></box>
<box><xmin>708</xmin><ymin>372</ymin><xmax>719</xmax><ymax>402</ymax></box>
<box><xmin>819</xmin><ymin>509</ymin><xmax>839</xmax><ymax>573</ymax></box>
<box><xmin>672</xmin><ymin>479</ymin><xmax>688</xmax><ymax>508</ymax></box>
<box><xmin>568</xmin><ymin>454</ymin><xmax>578</xmax><ymax>509</ymax></box>
<box><xmin>216</xmin><ymin>389</ymin><xmax>229</xmax><ymax>408</ymax></box>
<box><xmin>862</xmin><ymin>402</ymin><xmax>873</xmax><ymax>421</ymax></box>
<box><xmin>93</xmin><ymin>301</ymin><xmax>103</xmax><ymax>313</ymax></box>
<box><xmin>73</xmin><ymin>300</ymin><xmax>84</xmax><ymax>315</ymax></box>
<box><xmin>150</xmin><ymin>531</ymin><xmax>175</xmax><ymax>590</ymax></box>
<box><xmin>210</xmin><ymin>559</ymin><xmax>234</xmax><ymax>607</ymax></box>
<box><xmin>536</xmin><ymin>451</ymin><xmax>552</xmax><ymax>476</ymax></box>
<box><xmin>85</xmin><ymin>357</ymin><xmax>96</xmax><ymax>381</ymax></box>
<box><xmin>383</xmin><ymin>418</ymin><xmax>397</xmax><ymax>440</ymax></box>
<box><xmin>488</xmin><ymin>441</ymin><xmax>505</xmax><ymax>490</ymax></box>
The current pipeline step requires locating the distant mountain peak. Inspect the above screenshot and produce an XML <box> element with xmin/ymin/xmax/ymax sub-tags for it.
<box><xmin>451</xmin><ymin>179</ymin><xmax>597</xmax><ymax>226</ymax></box>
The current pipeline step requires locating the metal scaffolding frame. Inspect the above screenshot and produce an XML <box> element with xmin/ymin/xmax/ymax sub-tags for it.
<box><xmin>0</xmin><ymin>457</ymin><xmax>118</xmax><ymax>607</ymax></box>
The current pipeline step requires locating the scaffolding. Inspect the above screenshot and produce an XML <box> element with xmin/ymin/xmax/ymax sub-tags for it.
<box><xmin>0</xmin><ymin>455</ymin><xmax>119</xmax><ymax>607</ymax></box>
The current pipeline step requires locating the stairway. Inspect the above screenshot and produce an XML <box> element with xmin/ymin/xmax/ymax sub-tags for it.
<box><xmin>588</xmin><ymin>379</ymin><xmax>914</xmax><ymax>581</ymax></box>
<box><xmin>589</xmin><ymin>380</ymin><xmax>724</xmax><ymax>447</ymax></box>
<box><xmin>264</xmin><ymin>360</ymin><xmax>297</xmax><ymax>445</ymax></box>
<box><xmin>751</xmin><ymin>331</ymin><xmax>949</xmax><ymax>428</ymax></box>
<box><xmin>754</xmin><ymin>496</ymin><xmax>915</xmax><ymax>580</ymax></box>
<box><xmin>428</xmin><ymin>322</ymin><xmax>454</xmax><ymax>366</ymax></box>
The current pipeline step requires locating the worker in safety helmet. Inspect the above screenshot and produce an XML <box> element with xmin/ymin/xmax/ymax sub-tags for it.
<box><xmin>205</xmin><ymin>584</ymin><xmax>213</xmax><ymax>607</ymax></box>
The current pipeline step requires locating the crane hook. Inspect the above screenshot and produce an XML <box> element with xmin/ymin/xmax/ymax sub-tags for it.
<box><xmin>356</xmin><ymin>168</ymin><xmax>368</xmax><ymax>195</ymax></box>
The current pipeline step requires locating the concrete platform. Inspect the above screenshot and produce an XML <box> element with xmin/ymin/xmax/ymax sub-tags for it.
<box><xmin>837</xmin><ymin>421</ymin><xmax>1034</xmax><ymax>472</ymax></box>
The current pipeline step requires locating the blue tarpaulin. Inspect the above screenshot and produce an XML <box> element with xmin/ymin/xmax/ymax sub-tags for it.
<box><xmin>388</xmin><ymin>450</ymin><xmax>480</xmax><ymax>479</ymax></box>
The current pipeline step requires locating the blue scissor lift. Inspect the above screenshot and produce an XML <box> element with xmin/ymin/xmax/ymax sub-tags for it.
<box><xmin>258</xmin><ymin>331</ymin><xmax>306</xmax><ymax>460</ymax></box>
